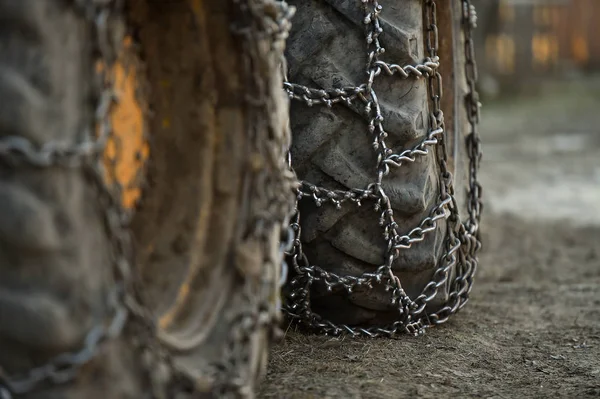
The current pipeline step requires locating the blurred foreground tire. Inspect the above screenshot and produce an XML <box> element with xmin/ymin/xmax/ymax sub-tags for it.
<box><xmin>0</xmin><ymin>0</ymin><xmax>295</xmax><ymax>398</ymax></box>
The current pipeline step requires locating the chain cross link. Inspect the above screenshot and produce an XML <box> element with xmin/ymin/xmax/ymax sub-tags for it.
<box><xmin>282</xmin><ymin>0</ymin><xmax>483</xmax><ymax>338</ymax></box>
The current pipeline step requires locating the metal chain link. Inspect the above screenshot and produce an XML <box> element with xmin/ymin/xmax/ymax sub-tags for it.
<box><xmin>282</xmin><ymin>0</ymin><xmax>483</xmax><ymax>337</ymax></box>
<box><xmin>208</xmin><ymin>3</ymin><xmax>298</xmax><ymax>396</ymax></box>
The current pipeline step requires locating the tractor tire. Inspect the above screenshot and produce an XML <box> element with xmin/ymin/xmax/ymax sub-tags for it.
<box><xmin>0</xmin><ymin>0</ymin><xmax>294</xmax><ymax>398</ymax></box>
<box><xmin>285</xmin><ymin>0</ymin><xmax>470</xmax><ymax>326</ymax></box>
<box><xmin>0</xmin><ymin>1</ymin><xmax>144</xmax><ymax>398</ymax></box>
<box><xmin>127</xmin><ymin>0</ymin><xmax>295</xmax><ymax>397</ymax></box>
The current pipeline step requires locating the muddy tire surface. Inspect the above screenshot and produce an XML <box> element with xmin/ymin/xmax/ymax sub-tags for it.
<box><xmin>285</xmin><ymin>0</ymin><xmax>465</xmax><ymax>326</ymax></box>
<box><xmin>0</xmin><ymin>0</ymin><xmax>295</xmax><ymax>398</ymax></box>
<box><xmin>127</xmin><ymin>0</ymin><xmax>296</xmax><ymax>396</ymax></box>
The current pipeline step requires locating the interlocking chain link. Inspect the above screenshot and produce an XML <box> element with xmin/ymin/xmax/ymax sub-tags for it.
<box><xmin>282</xmin><ymin>0</ymin><xmax>483</xmax><ymax>337</ymax></box>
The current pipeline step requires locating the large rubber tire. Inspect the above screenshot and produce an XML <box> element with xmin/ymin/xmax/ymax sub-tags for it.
<box><xmin>286</xmin><ymin>0</ymin><xmax>468</xmax><ymax>326</ymax></box>
<box><xmin>0</xmin><ymin>1</ymin><xmax>143</xmax><ymax>398</ymax></box>
<box><xmin>0</xmin><ymin>0</ymin><xmax>293</xmax><ymax>398</ymax></box>
<box><xmin>127</xmin><ymin>0</ymin><xmax>294</xmax><ymax>397</ymax></box>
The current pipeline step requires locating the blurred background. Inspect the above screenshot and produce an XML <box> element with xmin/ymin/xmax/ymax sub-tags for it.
<box><xmin>472</xmin><ymin>0</ymin><xmax>600</xmax><ymax>225</ymax></box>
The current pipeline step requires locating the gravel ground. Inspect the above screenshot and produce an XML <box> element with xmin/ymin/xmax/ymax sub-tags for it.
<box><xmin>258</xmin><ymin>77</ymin><xmax>600</xmax><ymax>398</ymax></box>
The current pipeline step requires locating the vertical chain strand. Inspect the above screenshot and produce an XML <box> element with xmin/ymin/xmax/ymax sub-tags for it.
<box><xmin>283</xmin><ymin>0</ymin><xmax>483</xmax><ymax>337</ymax></box>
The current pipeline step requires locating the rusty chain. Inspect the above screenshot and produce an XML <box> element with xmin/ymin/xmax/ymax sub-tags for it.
<box><xmin>282</xmin><ymin>0</ymin><xmax>483</xmax><ymax>337</ymax></box>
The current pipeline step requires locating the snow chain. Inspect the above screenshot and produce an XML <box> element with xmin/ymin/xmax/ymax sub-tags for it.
<box><xmin>0</xmin><ymin>0</ymin><xmax>296</xmax><ymax>398</ymax></box>
<box><xmin>0</xmin><ymin>0</ymin><xmax>481</xmax><ymax>398</ymax></box>
<box><xmin>282</xmin><ymin>0</ymin><xmax>483</xmax><ymax>337</ymax></box>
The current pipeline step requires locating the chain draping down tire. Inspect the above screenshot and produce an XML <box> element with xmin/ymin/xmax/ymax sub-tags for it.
<box><xmin>0</xmin><ymin>0</ymin><xmax>481</xmax><ymax>397</ymax></box>
<box><xmin>0</xmin><ymin>0</ymin><xmax>296</xmax><ymax>398</ymax></box>
<box><xmin>282</xmin><ymin>0</ymin><xmax>482</xmax><ymax>336</ymax></box>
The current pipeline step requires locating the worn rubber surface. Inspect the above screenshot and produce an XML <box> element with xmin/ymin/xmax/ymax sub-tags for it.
<box><xmin>0</xmin><ymin>0</ymin><xmax>291</xmax><ymax>397</ymax></box>
<box><xmin>286</xmin><ymin>0</ymin><xmax>462</xmax><ymax>325</ymax></box>
<box><xmin>0</xmin><ymin>1</ymin><xmax>143</xmax><ymax>398</ymax></box>
<box><xmin>127</xmin><ymin>0</ymin><xmax>293</xmax><ymax>395</ymax></box>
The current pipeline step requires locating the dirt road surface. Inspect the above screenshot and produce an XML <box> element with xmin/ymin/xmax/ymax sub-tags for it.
<box><xmin>259</xmin><ymin>78</ymin><xmax>600</xmax><ymax>398</ymax></box>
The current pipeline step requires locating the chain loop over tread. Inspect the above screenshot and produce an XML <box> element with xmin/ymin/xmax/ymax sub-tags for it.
<box><xmin>283</xmin><ymin>0</ymin><xmax>483</xmax><ymax>337</ymax></box>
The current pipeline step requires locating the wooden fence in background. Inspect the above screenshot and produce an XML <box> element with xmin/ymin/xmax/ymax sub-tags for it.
<box><xmin>476</xmin><ymin>0</ymin><xmax>600</xmax><ymax>84</ymax></box>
